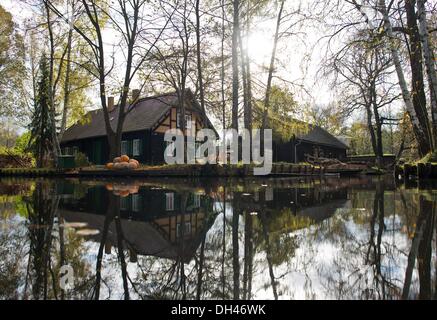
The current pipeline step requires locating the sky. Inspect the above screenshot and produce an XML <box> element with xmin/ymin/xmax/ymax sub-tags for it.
<box><xmin>1</xmin><ymin>0</ymin><xmax>402</xmax><ymax>131</ymax></box>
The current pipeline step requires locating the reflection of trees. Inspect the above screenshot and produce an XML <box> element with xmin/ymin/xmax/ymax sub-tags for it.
<box><xmin>3</xmin><ymin>176</ymin><xmax>436</xmax><ymax>300</ymax></box>
<box><xmin>320</xmin><ymin>180</ymin><xmax>436</xmax><ymax>300</ymax></box>
<box><xmin>25</xmin><ymin>182</ymin><xmax>58</xmax><ymax>299</ymax></box>
<box><xmin>19</xmin><ymin>181</ymin><xmax>94</xmax><ymax>299</ymax></box>
<box><xmin>93</xmin><ymin>192</ymin><xmax>131</xmax><ymax>300</ymax></box>
<box><xmin>402</xmin><ymin>193</ymin><xmax>435</xmax><ymax>299</ymax></box>
<box><xmin>363</xmin><ymin>182</ymin><xmax>398</xmax><ymax>299</ymax></box>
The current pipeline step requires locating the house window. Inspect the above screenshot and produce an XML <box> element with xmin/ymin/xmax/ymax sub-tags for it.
<box><xmin>133</xmin><ymin>139</ymin><xmax>141</xmax><ymax>156</ymax></box>
<box><xmin>132</xmin><ymin>194</ymin><xmax>140</xmax><ymax>212</ymax></box>
<box><xmin>265</xmin><ymin>187</ymin><xmax>274</xmax><ymax>202</ymax></box>
<box><xmin>176</xmin><ymin>222</ymin><xmax>192</xmax><ymax>238</ymax></box>
<box><xmin>193</xmin><ymin>194</ymin><xmax>201</xmax><ymax>208</ymax></box>
<box><xmin>177</xmin><ymin>113</ymin><xmax>192</xmax><ymax>129</ymax></box>
<box><xmin>121</xmin><ymin>196</ymin><xmax>129</xmax><ymax>211</ymax></box>
<box><xmin>186</xmin><ymin>115</ymin><xmax>192</xmax><ymax>129</ymax></box>
<box><xmin>165</xmin><ymin>193</ymin><xmax>174</xmax><ymax>211</ymax></box>
<box><xmin>73</xmin><ymin>147</ymin><xmax>79</xmax><ymax>156</ymax></box>
<box><xmin>121</xmin><ymin>140</ymin><xmax>129</xmax><ymax>155</ymax></box>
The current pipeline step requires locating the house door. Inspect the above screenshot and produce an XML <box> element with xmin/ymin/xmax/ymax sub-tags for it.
<box><xmin>92</xmin><ymin>140</ymin><xmax>102</xmax><ymax>165</ymax></box>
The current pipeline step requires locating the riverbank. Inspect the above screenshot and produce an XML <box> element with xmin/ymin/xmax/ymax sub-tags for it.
<box><xmin>395</xmin><ymin>162</ymin><xmax>437</xmax><ymax>180</ymax></box>
<box><xmin>0</xmin><ymin>162</ymin><xmax>365</xmax><ymax>178</ymax></box>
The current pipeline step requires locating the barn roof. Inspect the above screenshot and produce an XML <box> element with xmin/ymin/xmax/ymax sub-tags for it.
<box><xmin>61</xmin><ymin>91</ymin><xmax>216</xmax><ymax>143</ymax></box>
<box><xmin>297</xmin><ymin>124</ymin><xmax>348</xmax><ymax>150</ymax></box>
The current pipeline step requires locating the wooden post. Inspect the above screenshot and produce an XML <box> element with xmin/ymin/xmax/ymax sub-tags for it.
<box><xmin>417</xmin><ymin>163</ymin><xmax>427</xmax><ymax>179</ymax></box>
<box><xmin>431</xmin><ymin>163</ymin><xmax>437</xmax><ymax>179</ymax></box>
<box><xmin>404</xmin><ymin>164</ymin><xmax>411</xmax><ymax>180</ymax></box>
<box><xmin>129</xmin><ymin>248</ymin><xmax>138</xmax><ymax>263</ymax></box>
<box><xmin>105</xmin><ymin>241</ymin><xmax>112</xmax><ymax>255</ymax></box>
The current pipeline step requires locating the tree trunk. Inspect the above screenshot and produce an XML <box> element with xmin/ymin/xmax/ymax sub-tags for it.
<box><xmin>405</xmin><ymin>0</ymin><xmax>433</xmax><ymax>151</ymax></box>
<box><xmin>195</xmin><ymin>0</ymin><xmax>206</xmax><ymax>118</ymax></box>
<box><xmin>231</xmin><ymin>0</ymin><xmax>240</xmax><ymax>131</ymax></box>
<box><xmin>58</xmin><ymin>26</ymin><xmax>73</xmax><ymax>142</ymax></box>
<box><xmin>417</xmin><ymin>0</ymin><xmax>437</xmax><ymax>148</ymax></box>
<box><xmin>378</xmin><ymin>0</ymin><xmax>432</xmax><ymax>157</ymax></box>
<box><xmin>44</xmin><ymin>2</ymin><xmax>61</xmax><ymax>165</ymax></box>
<box><xmin>220</xmin><ymin>0</ymin><xmax>226</xmax><ymax>134</ymax></box>
<box><xmin>365</xmin><ymin>103</ymin><xmax>379</xmax><ymax>162</ymax></box>
<box><xmin>371</xmin><ymin>79</ymin><xmax>384</xmax><ymax>167</ymax></box>
<box><xmin>262</xmin><ymin>0</ymin><xmax>285</xmax><ymax>130</ymax></box>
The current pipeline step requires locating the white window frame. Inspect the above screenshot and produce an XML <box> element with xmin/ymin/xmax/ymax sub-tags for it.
<box><xmin>265</xmin><ymin>187</ymin><xmax>274</xmax><ymax>202</ymax></box>
<box><xmin>177</xmin><ymin>113</ymin><xmax>192</xmax><ymax>129</ymax></box>
<box><xmin>165</xmin><ymin>193</ymin><xmax>175</xmax><ymax>211</ymax></box>
<box><xmin>133</xmin><ymin>139</ymin><xmax>141</xmax><ymax>156</ymax></box>
<box><xmin>193</xmin><ymin>194</ymin><xmax>201</xmax><ymax>208</ymax></box>
<box><xmin>121</xmin><ymin>140</ymin><xmax>128</xmax><ymax>155</ymax></box>
<box><xmin>185</xmin><ymin>114</ymin><xmax>192</xmax><ymax>129</ymax></box>
<box><xmin>132</xmin><ymin>194</ymin><xmax>140</xmax><ymax>212</ymax></box>
<box><xmin>176</xmin><ymin>221</ymin><xmax>192</xmax><ymax>238</ymax></box>
<box><xmin>121</xmin><ymin>196</ymin><xmax>129</xmax><ymax>211</ymax></box>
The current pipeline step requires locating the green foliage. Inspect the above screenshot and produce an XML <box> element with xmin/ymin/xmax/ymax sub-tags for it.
<box><xmin>304</xmin><ymin>102</ymin><xmax>346</xmax><ymax>136</ymax></box>
<box><xmin>415</xmin><ymin>152</ymin><xmax>437</xmax><ymax>164</ymax></box>
<box><xmin>13</xmin><ymin>131</ymin><xmax>31</xmax><ymax>154</ymax></box>
<box><xmin>27</xmin><ymin>55</ymin><xmax>54</xmax><ymax>167</ymax></box>
<box><xmin>0</xmin><ymin>5</ymin><xmax>26</xmax><ymax>122</ymax></box>
<box><xmin>254</xmin><ymin>85</ymin><xmax>308</xmax><ymax>141</ymax></box>
<box><xmin>74</xmin><ymin>152</ymin><xmax>90</xmax><ymax>168</ymax></box>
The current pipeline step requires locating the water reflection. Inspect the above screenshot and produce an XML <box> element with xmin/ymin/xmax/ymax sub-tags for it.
<box><xmin>0</xmin><ymin>177</ymin><xmax>435</xmax><ymax>300</ymax></box>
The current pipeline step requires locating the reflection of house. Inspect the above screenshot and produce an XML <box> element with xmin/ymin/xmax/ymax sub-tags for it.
<box><xmin>236</xmin><ymin>184</ymin><xmax>348</xmax><ymax>225</ymax></box>
<box><xmin>59</xmin><ymin>186</ymin><xmax>216</xmax><ymax>262</ymax></box>
<box><xmin>60</xmin><ymin>90</ymin><xmax>217</xmax><ymax>165</ymax></box>
<box><xmin>273</xmin><ymin>124</ymin><xmax>348</xmax><ymax>163</ymax></box>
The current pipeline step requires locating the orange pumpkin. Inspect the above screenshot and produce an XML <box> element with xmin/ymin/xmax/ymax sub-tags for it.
<box><xmin>113</xmin><ymin>157</ymin><xmax>122</xmax><ymax>163</ymax></box>
<box><xmin>129</xmin><ymin>187</ymin><xmax>139</xmax><ymax>194</ymax></box>
<box><xmin>118</xmin><ymin>162</ymin><xmax>129</xmax><ymax>170</ymax></box>
<box><xmin>106</xmin><ymin>163</ymin><xmax>114</xmax><ymax>170</ymax></box>
<box><xmin>120</xmin><ymin>190</ymin><xmax>130</xmax><ymax>198</ymax></box>
<box><xmin>120</xmin><ymin>155</ymin><xmax>130</xmax><ymax>163</ymax></box>
<box><xmin>106</xmin><ymin>184</ymin><xmax>114</xmax><ymax>191</ymax></box>
<box><xmin>126</xmin><ymin>162</ymin><xmax>136</xmax><ymax>170</ymax></box>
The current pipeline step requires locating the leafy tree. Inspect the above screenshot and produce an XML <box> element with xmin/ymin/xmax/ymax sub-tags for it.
<box><xmin>28</xmin><ymin>56</ymin><xmax>54</xmax><ymax>168</ymax></box>
<box><xmin>254</xmin><ymin>85</ymin><xmax>306</xmax><ymax>141</ymax></box>
<box><xmin>0</xmin><ymin>5</ymin><xmax>26</xmax><ymax>122</ymax></box>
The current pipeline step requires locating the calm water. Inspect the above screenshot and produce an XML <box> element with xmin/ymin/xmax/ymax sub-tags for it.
<box><xmin>0</xmin><ymin>176</ymin><xmax>436</xmax><ymax>300</ymax></box>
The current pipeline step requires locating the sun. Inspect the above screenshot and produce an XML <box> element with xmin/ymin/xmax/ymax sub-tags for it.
<box><xmin>246</xmin><ymin>31</ymin><xmax>274</xmax><ymax>65</ymax></box>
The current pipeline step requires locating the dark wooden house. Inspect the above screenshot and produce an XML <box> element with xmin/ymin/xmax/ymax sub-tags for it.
<box><xmin>273</xmin><ymin>124</ymin><xmax>348</xmax><ymax>163</ymax></box>
<box><xmin>60</xmin><ymin>91</ymin><xmax>217</xmax><ymax>165</ymax></box>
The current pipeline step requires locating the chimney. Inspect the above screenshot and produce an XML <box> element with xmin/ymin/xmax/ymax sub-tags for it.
<box><xmin>108</xmin><ymin>96</ymin><xmax>115</xmax><ymax>112</ymax></box>
<box><xmin>132</xmin><ymin>89</ymin><xmax>140</xmax><ymax>102</ymax></box>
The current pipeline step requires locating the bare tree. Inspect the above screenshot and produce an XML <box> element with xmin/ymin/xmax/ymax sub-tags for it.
<box><xmin>47</xmin><ymin>0</ymin><xmax>171</xmax><ymax>159</ymax></box>
<box><xmin>326</xmin><ymin>32</ymin><xmax>400</xmax><ymax>167</ymax></box>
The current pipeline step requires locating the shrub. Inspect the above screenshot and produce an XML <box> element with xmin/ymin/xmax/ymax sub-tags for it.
<box><xmin>74</xmin><ymin>152</ymin><xmax>90</xmax><ymax>167</ymax></box>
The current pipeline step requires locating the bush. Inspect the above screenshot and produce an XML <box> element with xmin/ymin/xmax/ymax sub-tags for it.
<box><xmin>74</xmin><ymin>152</ymin><xmax>90</xmax><ymax>167</ymax></box>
